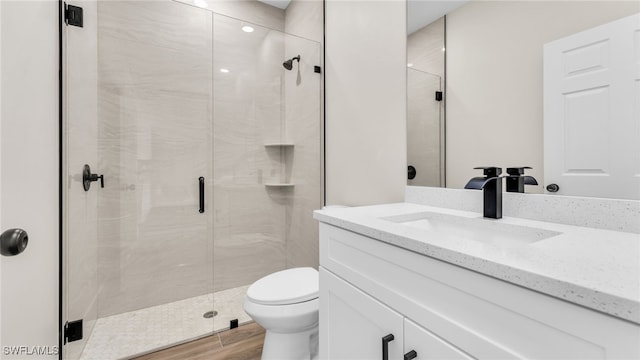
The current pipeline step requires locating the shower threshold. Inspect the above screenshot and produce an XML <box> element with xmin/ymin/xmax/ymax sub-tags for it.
<box><xmin>79</xmin><ymin>285</ymin><xmax>252</xmax><ymax>360</ymax></box>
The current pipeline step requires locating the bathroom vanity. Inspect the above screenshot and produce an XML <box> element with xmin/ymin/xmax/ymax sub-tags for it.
<box><xmin>314</xmin><ymin>202</ymin><xmax>640</xmax><ymax>359</ymax></box>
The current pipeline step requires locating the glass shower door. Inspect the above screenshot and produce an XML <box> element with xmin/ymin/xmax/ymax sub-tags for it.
<box><xmin>210</xmin><ymin>13</ymin><xmax>322</xmax><ymax>331</ymax></box>
<box><xmin>62</xmin><ymin>1</ymin><xmax>214</xmax><ymax>359</ymax></box>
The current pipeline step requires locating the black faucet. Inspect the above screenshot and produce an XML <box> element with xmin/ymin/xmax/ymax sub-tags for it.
<box><xmin>505</xmin><ymin>167</ymin><xmax>538</xmax><ymax>193</ymax></box>
<box><xmin>464</xmin><ymin>167</ymin><xmax>503</xmax><ymax>219</ymax></box>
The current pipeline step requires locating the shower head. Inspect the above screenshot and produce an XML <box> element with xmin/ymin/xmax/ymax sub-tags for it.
<box><xmin>283</xmin><ymin>55</ymin><xmax>301</xmax><ymax>70</ymax></box>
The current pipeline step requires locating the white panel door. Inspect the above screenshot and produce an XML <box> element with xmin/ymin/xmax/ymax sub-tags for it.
<box><xmin>544</xmin><ymin>13</ymin><xmax>640</xmax><ymax>200</ymax></box>
<box><xmin>319</xmin><ymin>268</ymin><xmax>404</xmax><ymax>360</ymax></box>
<box><xmin>0</xmin><ymin>1</ymin><xmax>60</xmax><ymax>359</ymax></box>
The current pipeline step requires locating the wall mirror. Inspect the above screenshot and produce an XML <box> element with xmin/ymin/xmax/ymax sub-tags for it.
<box><xmin>406</xmin><ymin>1</ymin><xmax>464</xmax><ymax>188</ymax></box>
<box><xmin>406</xmin><ymin>0</ymin><xmax>639</xmax><ymax>200</ymax></box>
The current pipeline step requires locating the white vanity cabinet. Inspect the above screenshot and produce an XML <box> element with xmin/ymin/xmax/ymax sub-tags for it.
<box><xmin>318</xmin><ymin>222</ymin><xmax>640</xmax><ymax>360</ymax></box>
<box><xmin>320</xmin><ymin>268</ymin><xmax>405</xmax><ymax>359</ymax></box>
<box><xmin>404</xmin><ymin>318</ymin><xmax>473</xmax><ymax>360</ymax></box>
<box><xmin>321</xmin><ymin>268</ymin><xmax>473</xmax><ymax>360</ymax></box>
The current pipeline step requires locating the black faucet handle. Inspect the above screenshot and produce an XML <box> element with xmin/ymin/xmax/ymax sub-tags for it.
<box><xmin>506</xmin><ymin>167</ymin><xmax>538</xmax><ymax>193</ymax></box>
<box><xmin>506</xmin><ymin>166</ymin><xmax>532</xmax><ymax>176</ymax></box>
<box><xmin>473</xmin><ymin>166</ymin><xmax>502</xmax><ymax>177</ymax></box>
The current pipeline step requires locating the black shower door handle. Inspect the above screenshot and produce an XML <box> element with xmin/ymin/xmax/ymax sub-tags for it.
<box><xmin>199</xmin><ymin>177</ymin><xmax>205</xmax><ymax>213</ymax></box>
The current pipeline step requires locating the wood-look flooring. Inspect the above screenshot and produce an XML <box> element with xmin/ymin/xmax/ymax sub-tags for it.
<box><xmin>132</xmin><ymin>322</ymin><xmax>265</xmax><ymax>360</ymax></box>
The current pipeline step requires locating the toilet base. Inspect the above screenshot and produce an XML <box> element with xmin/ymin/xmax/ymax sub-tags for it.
<box><xmin>261</xmin><ymin>325</ymin><xmax>319</xmax><ymax>360</ymax></box>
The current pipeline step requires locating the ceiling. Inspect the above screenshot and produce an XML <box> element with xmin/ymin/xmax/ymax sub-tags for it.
<box><xmin>407</xmin><ymin>0</ymin><xmax>468</xmax><ymax>34</ymax></box>
<box><xmin>257</xmin><ymin>0</ymin><xmax>291</xmax><ymax>10</ymax></box>
<box><xmin>256</xmin><ymin>0</ymin><xmax>469</xmax><ymax>33</ymax></box>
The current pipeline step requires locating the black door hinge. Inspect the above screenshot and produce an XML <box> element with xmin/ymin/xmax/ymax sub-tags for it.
<box><xmin>65</xmin><ymin>4</ymin><xmax>83</xmax><ymax>28</ymax></box>
<box><xmin>435</xmin><ymin>91</ymin><xmax>443</xmax><ymax>102</ymax></box>
<box><xmin>64</xmin><ymin>319</ymin><xmax>83</xmax><ymax>344</ymax></box>
<box><xmin>314</xmin><ymin>66</ymin><xmax>322</xmax><ymax>74</ymax></box>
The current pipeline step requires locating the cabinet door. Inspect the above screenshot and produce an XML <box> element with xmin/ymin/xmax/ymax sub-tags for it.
<box><xmin>320</xmin><ymin>268</ymin><xmax>404</xmax><ymax>360</ymax></box>
<box><xmin>405</xmin><ymin>319</ymin><xmax>474</xmax><ymax>360</ymax></box>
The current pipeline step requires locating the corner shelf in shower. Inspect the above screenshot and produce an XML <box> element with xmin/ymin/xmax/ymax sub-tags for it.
<box><xmin>264</xmin><ymin>143</ymin><xmax>295</xmax><ymax>148</ymax></box>
<box><xmin>264</xmin><ymin>143</ymin><xmax>295</xmax><ymax>189</ymax></box>
<box><xmin>264</xmin><ymin>183</ymin><xmax>295</xmax><ymax>187</ymax></box>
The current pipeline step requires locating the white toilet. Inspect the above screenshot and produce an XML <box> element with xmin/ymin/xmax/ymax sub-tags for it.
<box><xmin>244</xmin><ymin>267</ymin><xmax>319</xmax><ymax>360</ymax></box>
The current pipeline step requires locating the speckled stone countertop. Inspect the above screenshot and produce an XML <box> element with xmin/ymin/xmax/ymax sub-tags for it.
<box><xmin>314</xmin><ymin>203</ymin><xmax>640</xmax><ymax>324</ymax></box>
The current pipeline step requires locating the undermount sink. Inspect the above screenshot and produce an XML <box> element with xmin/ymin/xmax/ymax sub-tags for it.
<box><xmin>381</xmin><ymin>211</ymin><xmax>562</xmax><ymax>246</ymax></box>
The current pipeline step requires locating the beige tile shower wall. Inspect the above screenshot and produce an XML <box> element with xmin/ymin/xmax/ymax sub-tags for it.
<box><xmin>97</xmin><ymin>1</ymin><xmax>214</xmax><ymax>317</ymax></box>
<box><xmin>285</xmin><ymin>0</ymin><xmax>324</xmax><ymax>42</ymax></box>
<box><xmin>407</xmin><ymin>17</ymin><xmax>444</xmax><ymax>79</ymax></box>
<box><xmin>211</xmin><ymin>13</ymin><xmax>288</xmax><ymax>292</ymax></box>
<box><xmin>95</xmin><ymin>0</ymin><xmax>320</xmax><ymax>311</ymax></box>
<box><xmin>445</xmin><ymin>1</ymin><xmax>639</xmax><ymax>190</ymax></box>
<box><xmin>283</xmin><ymin>0</ymin><xmax>323</xmax><ymax>270</ymax></box>
<box><xmin>175</xmin><ymin>0</ymin><xmax>285</xmax><ymax>32</ymax></box>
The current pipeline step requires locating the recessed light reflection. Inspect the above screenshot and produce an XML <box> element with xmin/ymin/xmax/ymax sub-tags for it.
<box><xmin>242</xmin><ymin>26</ymin><xmax>255</xmax><ymax>33</ymax></box>
<box><xmin>442</xmin><ymin>47</ymin><xmax>446</xmax><ymax>52</ymax></box>
<box><xmin>194</xmin><ymin>0</ymin><xmax>208</xmax><ymax>8</ymax></box>
<box><xmin>220</xmin><ymin>68</ymin><xmax>230</xmax><ymax>73</ymax></box>
<box><xmin>407</xmin><ymin>63</ymin><xmax>414</xmax><ymax>67</ymax></box>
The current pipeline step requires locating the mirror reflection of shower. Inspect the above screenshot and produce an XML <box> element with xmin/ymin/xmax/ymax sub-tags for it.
<box><xmin>283</xmin><ymin>55</ymin><xmax>300</xmax><ymax>70</ymax></box>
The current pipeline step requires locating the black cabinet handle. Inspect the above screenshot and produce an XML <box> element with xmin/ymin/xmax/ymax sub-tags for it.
<box><xmin>382</xmin><ymin>334</ymin><xmax>394</xmax><ymax>360</ymax></box>
<box><xmin>199</xmin><ymin>177</ymin><xmax>205</xmax><ymax>213</ymax></box>
<box><xmin>404</xmin><ymin>350</ymin><xmax>418</xmax><ymax>360</ymax></box>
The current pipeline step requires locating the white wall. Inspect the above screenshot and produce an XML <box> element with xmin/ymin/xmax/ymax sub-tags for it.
<box><xmin>325</xmin><ymin>0</ymin><xmax>406</xmax><ymax>206</ymax></box>
<box><xmin>0</xmin><ymin>1</ymin><xmax>59</xmax><ymax>358</ymax></box>
<box><xmin>445</xmin><ymin>1</ymin><xmax>640</xmax><ymax>190</ymax></box>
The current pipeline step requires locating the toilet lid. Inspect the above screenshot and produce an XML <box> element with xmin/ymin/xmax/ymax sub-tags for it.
<box><xmin>246</xmin><ymin>267</ymin><xmax>319</xmax><ymax>305</ymax></box>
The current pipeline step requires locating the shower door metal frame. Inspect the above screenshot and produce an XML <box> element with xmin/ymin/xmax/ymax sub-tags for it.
<box><xmin>58</xmin><ymin>1</ymin><xmax>65</xmax><ymax>357</ymax></box>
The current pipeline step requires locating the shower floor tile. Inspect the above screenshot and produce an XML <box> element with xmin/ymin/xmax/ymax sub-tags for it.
<box><xmin>79</xmin><ymin>285</ymin><xmax>252</xmax><ymax>360</ymax></box>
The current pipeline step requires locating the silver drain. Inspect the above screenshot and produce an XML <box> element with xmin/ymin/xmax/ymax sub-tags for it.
<box><xmin>203</xmin><ymin>310</ymin><xmax>218</xmax><ymax>318</ymax></box>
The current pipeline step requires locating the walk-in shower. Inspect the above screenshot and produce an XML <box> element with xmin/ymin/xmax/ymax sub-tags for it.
<box><xmin>61</xmin><ymin>1</ymin><xmax>322</xmax><ymax>359</ymax></box>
